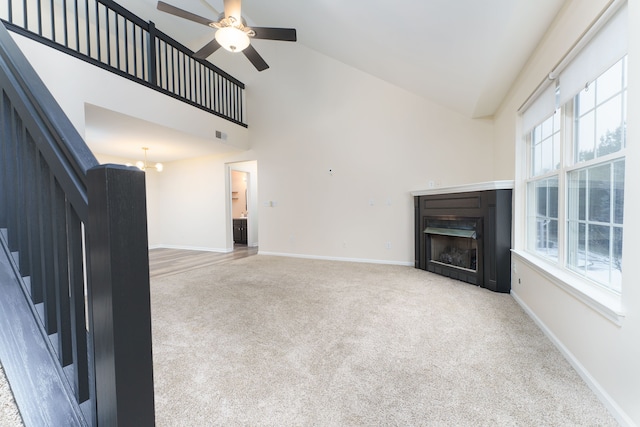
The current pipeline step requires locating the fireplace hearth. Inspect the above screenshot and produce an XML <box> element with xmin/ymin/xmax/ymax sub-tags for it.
<box><xmin>412</xmin><ymin>182</ymin><xmax>513</xmax><ymax>293</ymax></box>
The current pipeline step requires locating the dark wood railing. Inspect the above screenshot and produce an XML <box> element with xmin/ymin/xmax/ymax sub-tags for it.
<box><xmin>0</xmin><ymin>20</ymin><xmax>154</xmax><ymax>426</ymax></box>
<box><xmin>0</xmin><ymin>0</ymin><xmax>246</xmax><ymax>127</ymax></box>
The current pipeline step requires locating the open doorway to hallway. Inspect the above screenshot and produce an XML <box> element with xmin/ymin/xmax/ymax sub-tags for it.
<box><xmin>227</xmin><ymin>161</ymin><xmax>258</xmax><ymax>251</ymax></box>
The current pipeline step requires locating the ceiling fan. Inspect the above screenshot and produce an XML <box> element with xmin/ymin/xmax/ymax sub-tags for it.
<box><xmin>157</xmin><ymin>0</ymin><xmax>296</xmax><ymax>71</ymax></box>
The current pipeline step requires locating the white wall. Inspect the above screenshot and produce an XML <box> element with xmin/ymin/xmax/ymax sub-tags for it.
<box><xmin>141</xmin><ymin>152</ymin><xmax>257</xmax><ymax>252</ymax></box>
<box><xmin>97</xmin><ymin>40</ymin><xmax>496</xmax><ymax>262</ymax></box>
<box><xmin>237</xmin><ymin>42</ymin><xmax>495</xmax><ymax>264</ymax></box>
<box><xmin>11</xmin><ymin>14</ymin><xmax>495</xmax><ymax>263</ymax></box>
<box><xmin>494</xmin><ymin>0</ymin><xmax>640</xmax><ymax>425</ymax></box>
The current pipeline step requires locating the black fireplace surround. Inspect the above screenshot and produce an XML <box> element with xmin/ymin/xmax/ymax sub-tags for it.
<box><xmin>414</xmin><ymin>186</ymin><xmax>512</xmax><ymax>293</ymax></box>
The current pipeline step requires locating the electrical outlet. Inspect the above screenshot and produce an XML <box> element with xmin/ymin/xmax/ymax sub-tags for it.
<box><xmin>385</xmin><ymin>241</ymin><xmax>392</xmax><ymax>250</ymax></box>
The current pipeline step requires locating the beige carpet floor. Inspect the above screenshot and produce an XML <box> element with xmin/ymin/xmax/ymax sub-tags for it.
<box><xmin>151</xmin><ymin>255</ymin><xmax>619</xmax><ymax>426</ymax></box>
<box><xmin>0</xmin><ymin>364</ymin><xmax>23</xmax><ymax>426</ymax></box>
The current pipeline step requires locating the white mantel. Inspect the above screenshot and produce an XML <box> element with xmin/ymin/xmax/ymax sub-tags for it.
<box><xmin>410</xmin><ymin>180</ymin><xmax>514</xmax><ymax>197</ymax></box>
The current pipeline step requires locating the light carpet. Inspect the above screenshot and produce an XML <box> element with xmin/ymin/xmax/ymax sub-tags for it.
<box><xmin>151</xmin><ymin>255</ymin><xmax>618</xmax><ymax>426</ymax></box>
<box><xmin>0</xmin><ymin>364</ymin><xmax>23</xmax><ymax>427</ymax></box>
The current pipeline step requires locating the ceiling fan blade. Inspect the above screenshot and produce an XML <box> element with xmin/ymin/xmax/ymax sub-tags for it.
<box><xmin>193</xmin><ymin>39</ymin><xmax>222</xmax><ymax>59</ymax></box>
<box><xmin>157</xmin><ymin>1</ymin><xmax>214</xmax><ymax>27</ymax></box>
<box><xmin>242</xmin><ymin>44</ymin><xmax>269</xmax><ymax>71</ymax></box>
<box><xmin>223</xmin><ymin>0</ymin><xmax>242</xmax><ymax>22</ymax></box>
<box><xmin>251</xmin><ymin>27</ymin><xmax>297</xmax><ymax>42</ymax></box>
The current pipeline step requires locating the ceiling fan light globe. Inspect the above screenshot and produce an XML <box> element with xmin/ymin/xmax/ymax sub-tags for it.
<box><xmin>215</xmin><ymin>26</ymin><xmax>250</xmax><ymax>52</ymax></box>
<box><xmin>155</xmin><ymin>163</ymin><xmax>164</xmax><ymax>172</ymax></box>
<box><xmin>136</xmin><ymin>160</ymin><xmax>145</xmax><ymax>170</ymax></box>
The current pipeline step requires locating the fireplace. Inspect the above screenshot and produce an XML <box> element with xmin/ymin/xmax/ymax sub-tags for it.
<box><xmin>424</xmin><ymin>217</ymin><xmax>482</xmax><ymax>285</ymax></box>
<box><xmin>425</xmin><ymin>218</ymin><xmax>479</xmax><ymax>271</ymax></box>
<box><xmin>413</xmin><ymin>182</ymin><xmax>513</xmax><ymax>293</ymax></box>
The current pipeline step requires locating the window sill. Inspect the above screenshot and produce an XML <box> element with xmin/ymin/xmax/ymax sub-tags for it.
<box><xmin>511</xmin><ymin>249</ymin><xmax>625</xmax><ymax>326</ymax></box>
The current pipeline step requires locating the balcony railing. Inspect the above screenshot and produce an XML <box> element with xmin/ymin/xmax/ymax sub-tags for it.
<box><xmin>1</xmin><ymin>0</ymin><xmax>247</xmax><ymax>127</ymax></box>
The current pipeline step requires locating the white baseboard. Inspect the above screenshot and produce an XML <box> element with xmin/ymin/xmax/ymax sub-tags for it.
<box><xmin>257</xmin><ymin>251</ymin><xmax>414</xmax><ymax>267</ymax></box>
<box><xmin>149</xmin><ymin>244</ymin><xmax>233</xmax><ymax>253</ymax></box>
<box><xmin>511</xmin><ymin>290</ymin><xmax>635</xmax><ymax>427</ymax></box>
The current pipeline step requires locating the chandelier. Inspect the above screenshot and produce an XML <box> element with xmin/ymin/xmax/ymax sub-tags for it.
<box><xmin>132</xmin><ymin>147</ymin><xmax>163</xmax><ymax>172</ymax></box>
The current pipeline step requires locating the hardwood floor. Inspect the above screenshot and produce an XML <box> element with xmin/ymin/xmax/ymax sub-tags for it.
<box><xmin>148</xmin><ymin>246</ymin><xmax>258</xmax><ymax>279</ymax></box>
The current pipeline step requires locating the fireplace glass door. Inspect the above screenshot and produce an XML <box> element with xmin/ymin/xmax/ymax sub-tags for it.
<box><xmin>430</xmin><ymin>235</ymin><xmax>478</xmax><ymax>272</ymax></box>
<box><xmin>424</xmin><ymin>217</ymin><xmax>480</xmax><ymax>273</ymax></box>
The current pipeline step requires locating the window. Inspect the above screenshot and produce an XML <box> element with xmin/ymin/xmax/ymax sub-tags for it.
<box><xmin>566</xmin><ymin>160</ymin><xmax>624</xmax><ymax>290</ymax></box>
<box><xmin>565</xmin><ymin>58</ymin><xmax>627</xmax><ymax>292</ymax></box>
<box><xmin>532</xmin><ymin>110</ymin><xmax>561</xmax><ymax>176</ymax></box>
<box><xmin>527</xmin><ymin>110</ymin><xmax>561</xmax><ymax>261</ymax></box>
<box><xmin>523</xmin><ymin>10</ymin><xmax>627</xmax><ymax>294</ymax></box>
<box><xmin>528</xmin><ymin>176</ymin><xmax>559</xmax><ymax>261</ymax></box>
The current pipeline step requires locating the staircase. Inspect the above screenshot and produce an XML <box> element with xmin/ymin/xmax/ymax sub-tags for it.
<box><xmin>0</xmin><ymin>16</ymin><xmax>154</xmax><ymax>426</ymax></box>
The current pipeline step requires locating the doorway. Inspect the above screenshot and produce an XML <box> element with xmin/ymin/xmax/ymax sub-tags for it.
<box><xmin>227</xmin><ymin>161</ymin><xmax>258</xmax><ymax>251</ymax></box>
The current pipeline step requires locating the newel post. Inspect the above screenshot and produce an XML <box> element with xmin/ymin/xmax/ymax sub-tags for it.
<box><xmin>87</xmin><ymin>164</ymin><xmax>155</xmax><ymax>426</ymax></box>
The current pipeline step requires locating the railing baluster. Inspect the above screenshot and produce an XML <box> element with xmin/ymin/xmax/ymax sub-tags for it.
<box><xmin>233</xmin><ymin>84</ymin><xmax>238</xmax><ymax>122</ymax></box>
<box><xmin>0</xmin><ymin>92</ymin><xmax>6</xmax><ymax>229</ymax></box>
<box><xmin>74</xmin><ymin>0</ymin><xmax>79</xmax><ymax>51</ymax></box>
<box><xmin>182</xmin><ymin>52</ymin><xmax>187</xmax><ymax>99</ymax></box>
<box><xmin>39</xmin><ymin>161</ymin><xmax>58</xmax><ymax>335</ymax></box>
<box><xmin>191</xmin><ymin>56</ymin><xmax>194</xmax><ymax>101</ymax></box>
<box><xmin>4</xmin><ymin>101</ymin><xmax>16</xmax><ymax>250</ymax></box>
<box><xmin>22</xmin><ymin>0</ymin><xmax>27</xmax><ymax>31</ymax></box>
<box><xmin>49</xmin><ymin>0</ymin><xmax>55</xmax><ymax>42</ymax></box>
<box><xmin>162</xmin><ymin>40</ymin><xmax>168</xmax><ymax>89</ymax></box>
<box><xmin>204</xmin><ymin>68</ymin><xmax>209</xmax><ymax>109</ymax></box>
<box><xmin>52</xmin><ymin>179</ymin><xmax>73</xmax><ymax>366</ymax></box>
<box><xmin>67</xmin><ymin>203</ymin><xmax>90</xmax><ymax>403</ymax></box>
<box><xmin>28</xmin><ymin>150</ymin><xmax>44</xmax><ymax>303</ymax></box>
<box><xmin>140</xmin><ymin>25</ymin><xmax>146</xmax><ymax>80</ymax></box>
<box><xmin>224</xmin><ymin>79</ymin><xmax>229</xmax><ymax>118</ymax></box>
<box><xmin>19</xmin><ymin>127</ymin><xmax>34</xmax><ymax>279</ymax></box>
<box><xmin>114</xmin><ymin>13</ymin><xmax>120</xmax><ymax>71</ymax></box>
<box><xmin>132</xmin><ymin>23</ymin><xmax>138</xmax><ymax>78</ymax></box>
<box><xmin>22</xmin><ymin>129</ymin><xmax>39</xmax><ymax>281</ymax></box>
<box><xmin>215</xmin><ymin>71</ymin><xmax>219</xmax><ymax>113</ymax></box>
<box><xmin>83</xmin><ymin>0</ymin><xmax>89</xmax><ymax>56</ymax></box>
<box><xmin>63</xmin><ymin>0</ymin><xmax>69</xmax><ymax>47</ymax></box>
<box><xmin>123</xmin><ymin>19</ymin><xmax>129</xmax><ymax>74</ymax></box>
<box><xmin>15</xmin><ymin>119</ymin><xmax>27</xmax><ymax>270</ymax></box>
<box><xmin>95</xmin><ymin>1</ymin><xmax>101</xmax><ymax>61</ymax></box>
<box><xmin>147</xmin><ymin>21</ymin><xmax>157</xmax><ymax>86</ymax></box>
<box><xmin>105</xmin><ymin>7</ymin><xmax>111</xmax><ymax>66</ymax></box>
<box><xmin>171</xmin><ymin>46</ymin><xmax>176</xmax><ymax>94</ymax></box>
<box><xmin>37</xmin><ymin>0</ymin><xmax>42</xmax><ymax>35</ymax></box>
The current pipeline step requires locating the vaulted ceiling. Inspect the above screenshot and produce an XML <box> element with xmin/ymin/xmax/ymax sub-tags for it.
<box><xmin>119</xmin><ymin>0</ymin><xmax>566</xmax><ymax>118</ymax></box>
<box><xmin>85</xmin><ymin>0</ymin><xmax>567</xmax><ymax>162</ymax></box>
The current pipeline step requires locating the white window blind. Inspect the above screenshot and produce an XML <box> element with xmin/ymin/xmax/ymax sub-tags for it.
<box><xmin>522</xmin><ymin>83</ymin><xmax>557</xmax><ymax>133</ymax></box>
<box><xmin>558</xmin><ymin>2</ymin><xmax>628</xmax><ymax>105</ymax></box>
